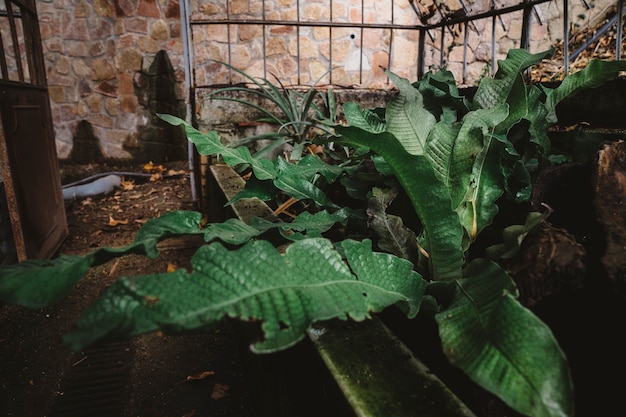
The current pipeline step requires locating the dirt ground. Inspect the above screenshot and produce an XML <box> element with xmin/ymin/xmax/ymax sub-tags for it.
<box><xmin>0</xmin><ymin>161</ymin><xmax>255</xmax><ymax>417</ymax></box>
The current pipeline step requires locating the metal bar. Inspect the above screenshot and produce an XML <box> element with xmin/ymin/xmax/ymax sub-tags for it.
<box><xmin>418</xmin><ymin>28</ymin><xmax>426</xmax><ymax>79</ymax></box>
<box><xmin>440</xmin><ymin>25</ymin><xmax>445</xmax><ymax>68</ymax></box>
<box><xmin>533</xmin><ymin>5</ymin><xmax>543</xmax><ymax>25</ymax></box>
<box><xmin>0</xmin><ymin>29</ymin><xmax>8</xmax><ymax>80</ymax></box>
<box><xmin>432</xmin><ymin>0</ymin><xmax>458</xmax><ymax>37</ymax></box>
<box><xmin>262</xmin><ymin>0</ymin><xmax>267</xmax><ymax>79</ymax></box>
<box><xmin>6</xmin><ymin>0</ymin><xmax>25</xmax><ymax>82</ymax></box>
<box><xmin>21</xmin><ymin>5</ymin><xmax>42</xmax><ymax>85</ymax></box>
<box><xmin>520</xmin><ymin>0</ymin><xmax>533</xmax><ymax>50</ymax></box>
<box><xmin>190</xmin><ymin>18</ymin><xmax>421</xmax><ymax>30</ymax></box>
<box><xmin>462</xmin><ymin>21</ymin><xmax>468</xmax><ymax>83</ymax></box>
<box><xmin>226</xmin><ymin>0</ymin><xmax>232</xmax><ymax>82</ymax></box>
<box><xmin>359</xmin><ymin>0</ymin><xmax>364</xmax><ymax>85</ymax></box>
<box><xmin>297</xmin><ymin>0</ymin><xmax>301</xmax><ymax>84</ymax></box>
<box><xmin>491</xmin><ymin>5</ymin><xmax>496</xmax><ymax>76</ymax></box>
<box><xmin>563</xmin><ymin>0</ymin><xmax>564</xmax><ymax>76</ymax></box>
<box><xmin>329</xmin><ymin>0</ymin><xmax>333</xmax><ymax>85</ymax></box>
<box><xmin>569</xmin><ymin>13</ymin><xmax>618</xmax><ymax>61</ymax></box>
<box><xmin>388</xmin><ymin>1</ymin><xmax>394</xmax><ymax>78</ymax></box>
<box><xmin>617</xmin><ymin>0</ymin><xmax>624</xmax><ymax>61</ymax></box>
<box><xmin>407</xmin><ymin>0</ymin><xmax>435</xmax><ymax>41</ymax></box>
<box><xmin>178</xmin><ymin>0</ymin><xmax>197</xmax><ymax>202</ymax></box>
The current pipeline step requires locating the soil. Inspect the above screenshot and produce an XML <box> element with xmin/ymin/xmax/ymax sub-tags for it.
<box><xmin>0</xmin><ymin>161</ymin><xmax>255</xmax><ymax>417</ymax></box>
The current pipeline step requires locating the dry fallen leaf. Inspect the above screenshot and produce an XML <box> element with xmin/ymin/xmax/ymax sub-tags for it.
<box><xmin>166</xmin><ymin>262</ymin><xmax>177</xmax><ymax>273</ymax></box>
<box><xmin>167</xmin><ymin>169</ymin><xmax>187</xmax><ymax>176</ymax></box>
<box><xmin>186</xmin><ymin>370</ymin><xmax>215</xmax><ymax>381</ymax></box>
<box><xmin>144</xmin><ymin>161</ymin><xmax>166</xmax><ymax>173</ymax></box>
<box><xmin>80</xmin><ymin>198</ymin><xmax>93</xmax><ymax>206</ymax></box>
<box><xmin>120</xmin><ymin>178</ymin><xmax>135</xmax><ymax>190</ymax></box>
<box><xmin>106</xmin><ymin>215</ymin><xmax>129</xmax><ymax>226</ymax></box>
<box><xmin>149</xmin><ymin>173</ymin><xmax>162</xmax><ymax>182</ymax></box>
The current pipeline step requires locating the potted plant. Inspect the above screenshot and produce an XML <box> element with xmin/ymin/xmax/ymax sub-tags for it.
<box><xmin>1</xmin><ymin>49</ymin><xmax>624</xmax><ymax>417</ymax></box>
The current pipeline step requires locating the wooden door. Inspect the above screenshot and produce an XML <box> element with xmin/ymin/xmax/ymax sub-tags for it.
<box><xmin>0</xmin><ymin>0</ymin><xmax>67</xmax><ymax>262</ymax></box>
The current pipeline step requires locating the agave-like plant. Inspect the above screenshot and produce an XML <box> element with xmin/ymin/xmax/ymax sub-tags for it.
<box><xmin>206</xmin><ymin>59</ymin><xmax>336</xmax><ymax>160</ymax></box>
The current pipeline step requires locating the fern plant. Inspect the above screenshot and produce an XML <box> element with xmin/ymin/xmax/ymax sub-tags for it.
<box><xmin>1</xmin><ymin>49</ymin><xmax>625</xmax><ymax>417</ymax></box>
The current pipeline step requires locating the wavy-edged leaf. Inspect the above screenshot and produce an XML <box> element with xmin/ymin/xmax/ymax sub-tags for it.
<box><xmin>343</xmin><ymin>101</ymin><xmax>386</xmax><ymax>133</ymax></box>
<box><xmin>366</xmin><ymin>187</ymin><xmax>418</xmax><ymax>263</ymax></box>
<box><xmin>436</xmin><ymin>260</ymin><xmax>574</xmax><ymax>417</ymax></box>
<box><xmin>272</xmin><ymin>157</ymin><xmax>339</xmax><ymax>208</ymax></box>
<box><xmin>473</xmin><ymin>48</ymin><xmax>553</xmax><ymax>110</ymax></box>
<box><xmin>427</xmin><ymin>105</ymin><xmax>509</xmax><ymax>214</ymax></box>
<box><xmin>545</xmin><ymin>59</ymin><xmax>626</xmax><ymax>121</ymax></box>
<box><xmin>485</xmin><ymin>210</ymin><xmax>551</xmax><ymax>260</ymax></box>
<box><xmin>385</xmin><ymin>71</ymin><xmax>437</xmax><ymax>155</ymax></box>
<box><xmin>417</xmin><ymin>69</ymin><xmax>471</xmax><ymax>123</ymax></box>
<box><xmin>0</xmin><ymin>210</ymin><xmax>207</xmax><ymax>308</ymax></box>
<box><xmin>228</xmin><ymin>176</ymin><xmax>279</xmax><ymax>204</ymax></box>
<box><xmin>63</xmin><ymin>238</ymin><xmax>426</xmax><ymax>352</ymax></box>
<box><xmin>158</xmin><ymin>114</ymin><xmax>277</xmax><ymax>180</ymax></box>
<box><xmin>0</xmin><ymin>209</ymin><xmax>353</xmax><ymax>309</ymax></box>
<box><xmin>335</xmin><ymin>126</ymin><xmax>463</xmax><ymax>281</ymax></box>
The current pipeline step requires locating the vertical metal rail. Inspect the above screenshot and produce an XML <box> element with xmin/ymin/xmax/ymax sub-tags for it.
<box><xmin>21</xmin><ymin>4</ymin><xmax>37</xmax><ymax>83</ymax></box>
<box><xmin>563</xmin><ymin>0</ymin><xmax>564</xmax><ymax>77</ymax></box>
<box><xmin>359</xmin><ymin>0</ymin><xmax>364</xmax><ymax>85</ymax></box>
<box><xmin>491</xmin><ymin>3</ymin><xmax>497</xmax><ymax>76</ymax></box>
<box><xmin>179</xmin><ymin>0</ymin><xmax>197</xmax><ymax>202</ymax></box>
<box><xmin>617</xmin><ymin>0</ymin><xmax>624</xmax><ymax>60</ymax></box>
<box><xmin>329</xmin><ymin>0</ymin><xmax>333</xmax><ymax>85</ymax></box>
<box><xmin>520</xmin><ymin>0</ymin><xmax>533</xmax><ymax>50</ymax></box>
<box><xmin>462</xmin><ymin>21</ymin><xmax>468</xmax><ymax>83</ymax></box>
<box><xmin>388</xmin><ymin>0</ymin><xmax>394</xmax><ymax>81</ymax></box>
<box><xmin>440</xmin><ymin>25</ymin><xmax>445</xmax><ymax>68</ymax></box>
<box><xmin>5</xmin><ymin>1</ymin><xmax>24</xmax><ymax>82</ymax></box>
<box><xmin>296</xmin><ymin>0</ymin><xmax>301</xmax><ymax>84</ymax></box>
<box><xmin>418</xmin><ymin>28</ymin><xmax>426</xmax><ymax>79</ymax></box>
<box><xmin>262</xmin><ymin>0</ymin><xmax>267</xmax><ymax>79</ymax></box>
<box><xmin>226</xmin><ymin>0</ymin><xmax>233</xmax><ymax>82</ymax></box>
<box><xmin>0</xmin><ymin>26</ymin><xmax>7</xmax><ymax>80</ymax></box>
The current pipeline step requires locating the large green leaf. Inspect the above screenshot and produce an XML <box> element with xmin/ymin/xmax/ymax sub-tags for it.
<box><xmin>545</xmin><ymin>59</ymin><xmax>626</xmax><ymax>120</ymax></box>
<box><xmin>417</xmin><ymin>69</ymin><xmax>471</xmax><ymax>123</ymax></box>
<box><xmin>335</xmin><ymin>126</ymin><xmax>464</xmax><ymax>281</ymax></box>
<box><xmin>473</xmin><ymin>49</ymin><xmax>553</xmax><ymax>111</ymax></box>
<box><xmin>436</xmin><ymin>260</ymin><xmax>574</xmax><ymax>417</ymax></box>
<box><xmin>0</xmin><ymin>209</ymin><xmax>351</xmax><ymax>308</ymax></box>
<box><xmin>385</xmin><ymin>71</ymin><xmax>437</xmax><ymax>155</ymax></box>
<box><xmin>158</xmin><ymin>114</ymin><xmax>277</xmax><ymax>180</ymax></box>
<box><xmin>63</xmin><ymin>238</ymin><xmax>426</xmax><ymax>352</ymax></box>
<box><xmin>342</xmin><ymin>101</ymin><xmax>386</xmax><ymax>133</ymax></box>
<box><xmin>366</xmin><ymin>187</ymin><xmax>418</xmax><ymax>263</ymax></box>
<box><xmin>272</xmin><ymin>157</ymin><xmax>340</xmax><ymax>208</ymax></box>
<box><xmin>0</xmin><ymin>210</ymin><xmax>207</xmax><ymax>308</ymax></box>
<box><xmin>425</xmin><ymin>105</ymin><xmax>509</xmax><ymax>244</ymax></box>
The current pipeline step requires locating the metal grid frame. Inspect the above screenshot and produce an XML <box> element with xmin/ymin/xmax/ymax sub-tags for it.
<box><xmin>182</xmin><ymin>0</ymin><xmax>625</xmax><ymax>89</ymax></box>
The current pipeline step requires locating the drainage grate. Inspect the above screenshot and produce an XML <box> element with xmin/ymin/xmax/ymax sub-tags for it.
<box><xmin>48</xmin><ymin>342</ymin><xmax>133</xmax><ymax>417</ymax></box>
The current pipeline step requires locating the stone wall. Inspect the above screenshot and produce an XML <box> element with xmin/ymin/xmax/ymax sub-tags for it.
<box><xmin>34</xmin><ymin>0</ymin><xmax>617</xmax><ymax>162</ymax></box>
<box><xmin>38</xmin><ymin>0</ymin><xmax>186</xmax><ymax>161</ymax></box>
